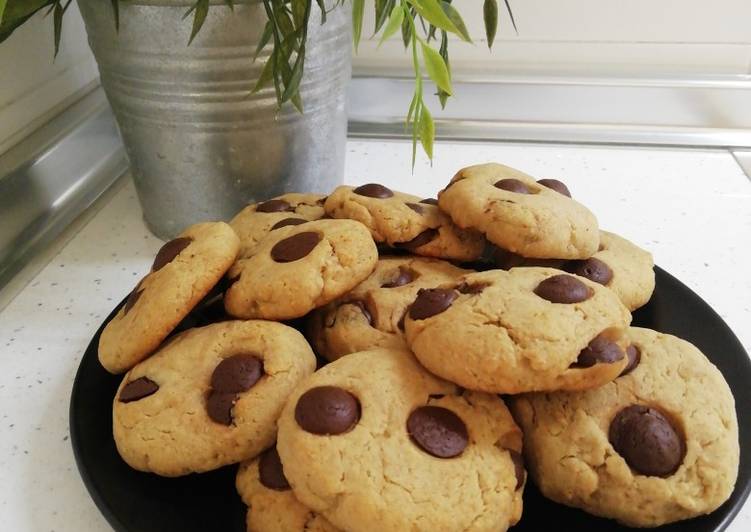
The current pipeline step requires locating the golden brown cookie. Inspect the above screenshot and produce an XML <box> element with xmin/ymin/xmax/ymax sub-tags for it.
<box><xmin>307</xmin><ymin>256</ymin><xmax>470</xmax><ymax>360</ymax></box>
<box><xmin>113</xmin><ymin>320</ymin><xmax>316</xmax><ymax>477</ymax></box>
<box><xmin>276</xmin><ymin>348</ymin><xmax>525</xmax><ymax>532</ymax></box>
<box><xmin>224</xmin><ymin>219</ymin><xmax>378</xmax><ymax>320</ymax></box>
<box><xmin>98</xmin><ymin>222</ymin><xmax>240</xmax><ymax>374</ymax></box>
<box><xmin>438</xmin><ymin>163</ymin><xmax>599</xmax><ymax>259</ymax></box>
<box><xmin>404</xmin><ymin>267</ymin><xmax>632</xmax><ymax>394</ymax></box>
<box><xmin>511</xmin><ymin>327</ymin><xmax>739</xmax><ymax>527</ymax></box>
<box><xmin>324</xmin><ymin>184</ymin><xmax>484</xmax><ymax>261</ymax></box>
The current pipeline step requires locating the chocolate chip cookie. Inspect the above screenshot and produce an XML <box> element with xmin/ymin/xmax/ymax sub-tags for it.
<box><xmin>438</xmin><ymin>163</ymin><xmax>599</xmax><ymax>259</ymax></box>
<box><xmin>404</xmin><ymin>267</ymin><xmax>632</xmax><ymax>394</ymax></box>
<box><xmin>98</xmin><ymin>222</ymin><xmax>240</xmax><ymax>374</ymax></box>
<box><xmin>276</xmin><ymin>348</ymin><xmax>525</xmax><ymax>532</ymax></box>
<box><xmin>236</xmin><ymin>446</ymin><xmax>338</xmax><ymax>532</ymax></box>
<box><xmin>113</xmin><ymin>320</ymin><xmax>316</xmax><ymax>476</ymax></box>
<box><xmin>224</xmin><ymin>219</ymin><xmax>378</xmax><ymax>320</ymax></box>
<box><xmin>324</xmin><ymin>184</ymin><xmax>484</xmax><ymax>261</ymax></box>
<box><xmin>230</xmin><ymin>193</ymin><xmax>326</xmax><ymax>258</ymax></box>
<box><xmin>306</xmin><ymin>256</ymin><xmax>470</xmax><ymax>361</ymax></box>
<box><xmin>510</xmin><ymin>327</ymin><xmax>739</xmax><ymax>527</ymax></box>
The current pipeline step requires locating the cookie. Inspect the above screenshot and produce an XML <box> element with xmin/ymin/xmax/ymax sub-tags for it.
<box><xmin>438</xmin><ymin>163</ymin><xmax>599</xmax><ymax>259</ymax></box>
<box><xmin>224</xmin><ymin>219</ymin><xmax>378</xmax><ymax>320</ymax></box>
<box><xmin>307</xmin><ymin>256</ymin><xmax>470</xmax><ymax>361</ymax></box>
<box><xmin>404</xmin><ymin>267</ymin><xmax>632</xmax><ymax>394</ymax></box>
<box><xmin>230</xmin><ymin>193</ymin><xmax>326</xmax><ymax>257</ymax></box>
<box><xmin>511</xmin><ymin>327</ymin><xmax>739</xmax><ymax>527</ymax></box>
<box><xmin>113</xmin><ymin>320</ymin><xmax>316</xmax><ymax>476</ymax></box>
<box><xmin>276</xmin><ymin>348</ymin><xmax>525</xmax><ymax>532</ymax></box>
<box><xmin>324</xmin><ymin>184</ymin><xmax>484</xmax><ymax>261</ymax></box>
<box><xmin>98</xmin><ymin>222</ymin><xmax>240</xmax><ymax>374</ymax></box>
<box><xmin>236</xmin><ymin>446</ymin><xmax>338</xmax><ymax>532</ymax></box>
<box><xmin>487</xmin><ymin>231</ymin><xmax>655</xmax><ymax>311</ymax></box>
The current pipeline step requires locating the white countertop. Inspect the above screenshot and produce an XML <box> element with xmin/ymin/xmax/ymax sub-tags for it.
<box><xmin>1</xmin><ymin>139</ymin><xmax>749</xmax><ymax>531</ymax></box>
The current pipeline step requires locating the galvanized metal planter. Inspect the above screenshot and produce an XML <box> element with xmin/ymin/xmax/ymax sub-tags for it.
<box><xmin>77</xmin><ymin>0</ymin><xmax>351</xmax><ymax>239</ymax></box>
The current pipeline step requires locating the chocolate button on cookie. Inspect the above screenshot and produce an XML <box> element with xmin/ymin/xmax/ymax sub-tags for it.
<box><xmin>438</xmin><ymin>163</ymin><xmax>599</xmax><ymax>259</ymax></box>
<box><xmin>229</xmin><ymin>193</ymin><xmax>326</xmax><ymax>258</ymax></box>
<box><xmin>113</xmin><ymin>320</ymin><xmax>315</xmax><ymax>477</ymax></box>
<box><xmin>277</xmin><ymin>349</ymin><xmax>525</xmax><ymax>532</ymax></box>
<box><xmin>236</xmin><ymin>446</ymin><xmax>339</xmax><ymax>532</ymax></box>
<box><xmin>224</xmin><ymin>219</ymin><xmax>378</xmax><ymax>321</ymax></box>
<box><xmin>511</xmin><ymin>327</ymin><xmax>739</xmax><ymax>527</ymax></box>
<box><xmin>324</xmin><ymin>185</ymin><xmax>484</xmax><ymax>261</ymax></box>
<box><xmin>404</xmin><ymin>267</ymin><xmax>631</xmax><ymax>394</ymax></box>
<box><xmin>98</xmin><ymin>221</ymin><xmax>240</xmax><ymax>374</ymax></box>
<box><xmin>306</xmin><ymin>257</ymin><xmax>470</xmax><ymax>361</ymax></box>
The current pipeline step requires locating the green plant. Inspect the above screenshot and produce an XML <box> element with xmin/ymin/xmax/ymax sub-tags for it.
<box><xmin>0</xmin><ymin>0</ymin><xmax>515</xmax><ymax>162</ymax></box>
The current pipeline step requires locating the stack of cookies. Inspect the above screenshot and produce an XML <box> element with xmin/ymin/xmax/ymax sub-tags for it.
<box><xmin>100</xmin><ymin>162</ymin><xmax>739</xmax><ymax>531</ymax></box>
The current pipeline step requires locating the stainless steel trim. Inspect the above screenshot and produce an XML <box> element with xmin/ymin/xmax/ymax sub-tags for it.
<box><xmin>0</xmin><ymin>86</ymin><xmax>129</xmax><ymax>303</ymax></box>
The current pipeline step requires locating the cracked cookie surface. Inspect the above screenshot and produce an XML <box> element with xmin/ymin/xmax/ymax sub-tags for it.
<box><xmin>306</xmin><ymin>256</ymin><xmax>470</xmax><ymax>361</ymax></box>
<box><xmin>437</xmin><ymin>163</ymin><xmax>599</xmax><ymax>259</ymax></box>
<box><xmin>276</xmin><ymin>348</ymin><xmax>525</xmax><ymax>532</ymax></box>
<box><xmin>99</xmin><ymin>221</ymin><xmax>240</xmax><ymax>374</ymax></box>
<box><xmin>510</xmin><ymin>327</ymin><xmax>739</xmax><ymax>527</ymax></box>
<box><xmin>230</xmin><ymin>193</ymin><xmax>326</xmax><ymax>258</ymax></box>
<box><xmin>236</xmin><ymin>446</ymin><xmax>339</xmax><ymax>532</ymax></box>
<box><xmin>224</xmin><ymin>219</ymin><xmax>378</xmax><ymax>320</ymax></box>
<box><xmin>404</xmin><ymin>267</ymin><xmax>632</xmax><ymax>394</ymax></box>
<box><xmin>324</xmin><ymin>184</ymin><xmax>484</xmax><ymax>261</ymax></box>
<box><xmin>113</xmin><ymin>320</ymin><xmax>315</xmax><ymax>477</ymax></box>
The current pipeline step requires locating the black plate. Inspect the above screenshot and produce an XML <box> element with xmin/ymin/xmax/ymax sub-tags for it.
<box><xmin>70</xmin><ymin>266</ymin><xmax>751</xmax><ymax>531</ymax></box>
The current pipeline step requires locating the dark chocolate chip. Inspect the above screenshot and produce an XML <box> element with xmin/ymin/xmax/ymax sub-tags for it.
<box><xmin>350</xmin><ymin>300</ymin><xmax>373</xmax><ymax>325</ymax></box>
<box><xmin>508</xmin><ymin>450</ymin><xmax>525</xmax><ymax>490</ymax></box>
<box><xmin>123</xmin><ymin>283</ymin><xmax>145</xmax><ymax>316</ymax></box>
<box><xmin>566</xmin><ymin>257</ymin><xmax>613</xmax><ymax>286</ymax></box>
<box><xmin>353</xmin><ymin>183</ymin><xmax>394</xmax><ymax>199</ymax></box>
<box><xmin>420</xmin><ymin>198</ymin><xmax>438</xmax><ymax>205</ymax></box>
<box><xmin>537</xmin><ymin>178</ymin><xmax>571</xmax><ymax>197</ymax></box>
<box><xmin>620</xmin><ymin>344</ymin><xmax>641</xmax><ymax>376</ymax></box>
<box><xmin>494</xmin><ymin>179</ymin><xmax>532</xmax><ymax>194</ymax></box>
<box><xmin>206</xmin><ymin>390</ymin><xmax>237</xmax><ymax>426</ymax></box>
<box><xmin>456</xmin><ymin>282</ymin><xmax>489</xmax><ymax>295</ymax></box>
<box><xmin>397</xmin><ymin>310</ymin><xmax>407</xmax><ymax>331</ymax></box>
<box><xmin>534</xmin><ymin>274</ymin><xmax>593</xmax><ymax>303</ymax></box>
<box><xmin>271</xmin><ymin>232</ymin><xmax>321</xmax><ymax>263</ymax></box>
<box><xmin>316</xmin><ymin>196</ymin><xmax>328</xmax><ymax>205</ymax></box>
<box><xmin>409</xmin><ymin>288</ymin><xmax>458</xmax><ymax>320</ymax></box>
<box><xmin>257</xmin><ymin>199</ymin><xmax>294</xmax><ymax>213</ymax></box>
<box><xmin>271</xmin><ymin>218</ymin><xmax>308</xmax><ymax>231</ymax></box>
<box><xmin>152</xmin><ymin>237</ymin><xmax>193</xmax><ymax>272</ymax></box>
<box><xmin>486</xmin><ymin>244</ymin><xmax>527</xmax><ymax>270</ymax></box>
<box><xmin>295</xmin><ymin>386</ymin><xmax>360</xmax><ymax>435</ymax></box>
<box><xmin>211</xmin><ymin>354</ymin><xmax>264</xmax><ymax>393</ymax></box>
<box><xmin>574</xmin><ymin>333</ymin><xmax>625</xmax><ymax>367</ymax></box>
<box><xmin>394</xmin><ymin>229</ymin><xmax>439</xmax><ymax>251</ymax></box>
<box><xmin>258</xmin><ymin>447</ymin><xmax>291</xmax><ymax>491</ymax></box>
<box><xmin>405</xmin><ymin>202</ymin><xmax>425</xmax><ymax>215</ymax></box>
<box><xmin>609</xmin><ymin>405</ymin><xmax>685</xmax><ymax>477</ymax></box>
<box><xmin>382</xmin><ymin>266</ymin><xmax>415</xmax><ymax>288</ymax></box>
<box><xmin>119</xmin><ymin>377</ymin><xmax>159</xmax><ymax>403</ymax></box>
<box><xmin>407</xmin><ymin>406</ymin><xmax>468</xmax><ymax>458</ymax></box>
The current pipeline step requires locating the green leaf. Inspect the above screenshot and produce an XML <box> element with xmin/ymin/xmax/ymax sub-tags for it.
<box><xmin>420</xmin><ymin>40</ymin><xmax>451</xmax><ymax>95</ymax></box>
<box><xmin>291</xmin><ymin>0</ymin><xmax>306</xmax><ymax>30</ymax></box>
<box><xmin>252</xmin><ymin>55</ymin><xmax>276</xmax><ymax>93</ymax></box>
<box><xmin>0</xmin><ymin>0</ymin><xmax>8</xmax><ymax>25</ymax></box>
<box><xmin>407</xmin><ymin>0</ymin><xmax>465</xmax><ymax>41</ymax></box>
<box><xmin>253</xmin><ymin>21</ymin><xmax>273</xmax><ymax>62</ymax></box>
<box><xmin>0</xmin><ymin>0</ymin><xmax>54</xmax><ymax>44</ymax></box>
<box><xmin>418</xmin><ymin>104</ymin><xmax>434</xmax><ymax>159</ymax></box>
<box><xmin>483</xmin><ymin>0</ymin><xmax>498</xmax><ymax>49</ymax></box>
<box><xmin>411</xmin><ymin>100</ymin><xmax>421</xmax><ymax>167</ymax></box>
<box><xmin>377</xmin><ymin>4</ymin><xmax>403</xmax><ymax>47</ymax></box>
<box><xmin>111</xmin><ymin>0</ymin><xmax>119</xmax><ymax>31</ymax></box>
<box><xmin>352</xmin><ymin>0</ymin><xmax>364</xmax><ymax>51</ymax></box>
<box><xmin>187</xmin><ymin>0</ymin><xmax>209</xmax><ymax>45</ymax></box>
<box><xmin>439</xmin><ymin>1</ymin><xmax>470</xmax><ymax>43</ymax></box>
<box><xmin>225</xmin><ymin>0</ymin><xmax>234</xmax><ymax>10</ymax></box>
<box><xmin>400</xmin><ymin>8</ymin><xmax>412</xmax><ymax>49</ymax></box>
<box><xmin>405</xmin><ymin>91</ymin><xmax>418</xmax><ymax>130</ymax></box>
<box><xmin>503</xmin><ymin>0</ymin><xmax>518</xmax><ymax>34</ymax></box>
<box><xmin>437</xmin><ymin>30</ymin><xmax>450</xmax><ymax>108</ymax></box>
<box><xmin>281</xmin><ymin>45</ymin><xmax>304</xmax><ymax>103</ymax></box>
<box><xmin>374</xmin><ymin>0</ymin><xmax>394</xmax><ymax>34</ymax></box>
<box><xmin>52</xmin><ymin>1</ymin><xmax>63</xmax><ymax>57</ymax></box>
<box><xmin>314</xmin><ymin>0</ymin><xmax>326</xmax><ymax>24</ymax></box>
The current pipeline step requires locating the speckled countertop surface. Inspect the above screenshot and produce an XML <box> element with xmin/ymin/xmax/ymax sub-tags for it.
<box><xmin>0</xmin><ymin>139</ymin><xmax>749</xmax><ymax>531</ymax></box>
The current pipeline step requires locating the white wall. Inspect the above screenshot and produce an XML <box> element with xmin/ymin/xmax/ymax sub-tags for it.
<box><xmin>354</xmin><ymin>0</ymin><xmax>751</xmax><ymax>76</ymax></box>
<box><xmin>0</xmin><ymin>3</ymin><xmax>98</xmax><ymax>155</ymax></box>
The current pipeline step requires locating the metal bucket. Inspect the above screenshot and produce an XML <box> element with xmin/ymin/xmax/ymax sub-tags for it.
<box><xmin>77</xmin><ymin>0</ymin><xmax>351</xmax><ymax>239</ymax></box>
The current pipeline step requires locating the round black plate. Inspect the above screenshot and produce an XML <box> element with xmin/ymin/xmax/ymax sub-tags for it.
<box><xmin>70</xmin><ymin>267</ymin><xmax>751</xmax><ymax>531</ymax></box>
